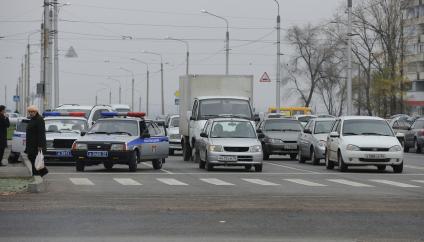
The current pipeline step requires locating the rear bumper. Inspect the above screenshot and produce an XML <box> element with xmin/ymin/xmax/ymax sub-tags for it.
<box><xmin>263</xmin><ymin>143</ymin><xmax>298</xmax><ymax>154</ymax></box>
<box><xmin>72</xmin><ymin>150</ymin><xmax>133</xmax><ymax>166</ymax></box>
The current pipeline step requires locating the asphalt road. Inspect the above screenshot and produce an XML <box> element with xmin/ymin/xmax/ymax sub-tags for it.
<box><xmin>1</xmin><ymin>152</ymin><xmax>423</xmax><ymax>242</ymax></box>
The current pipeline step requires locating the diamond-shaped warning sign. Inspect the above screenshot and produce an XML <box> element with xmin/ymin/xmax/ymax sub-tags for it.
<box><xmin>259</xmin><ymin>72</ymin><xmax>271</xmax><ymax>82</ymax></box>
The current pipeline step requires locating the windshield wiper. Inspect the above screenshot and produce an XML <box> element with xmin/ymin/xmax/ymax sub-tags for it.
<box><xmin>46</xmin><ymin>130</ymin><xmax>61</xmax><ymax>133</ymax></box>
<box><xmin>282</xmin><ymin>129</ymin><xmax>301</xmax><ymax>132</ymax></box>
<box><xmin>360</xmin><ymin>132</ymin><xmax>390</xmax><ymax>136</ymax></box>
<box><xmin>87</xmin><ymin>131</ymin><xmax>109</xmax><ymax>135</ymax></box>
<box><xmin>264</xmin><ymin>129</ymin><xmax>283</xmax><ymax>131</ymax></box>
<box><xmin>343</xmin><ymin>132</ymin><xmax>359</xmax><ymax>136</ymax></box>
<box><xmin>109</xmin><ymin>131</ymin><xmax>132</xmax><ymax>136</ymax></box>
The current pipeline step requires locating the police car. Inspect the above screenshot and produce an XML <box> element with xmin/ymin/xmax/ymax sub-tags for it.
<box><xmin>43</xmin><ymin>112</ymin><xmax>88</xmax><ymax>164</ymax></box>
<box><xmin>9</xmin><ymin>117</ymin><xmax>29</xmax><ymax>163</ymax></box>
<box><xmin>71</xmin><ymin>112</ymin><xmax>169</xmax><ymax>172</ymax></box>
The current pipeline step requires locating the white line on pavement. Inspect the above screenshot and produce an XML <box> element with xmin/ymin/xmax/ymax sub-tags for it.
<box><xmin>200</xmin><ymin>178</ymin><xmax>235</xmax><ymax>186</ymax></box>
<box><xmin>327</xmin><ymin>179</ymin><xmax>374</xmax><ymax>187</ymax></box>
<box><xmin>370</xmin><ymin>179</ymin><xmax>420</xmax><ymax>188</ymax></box>
<box><xmin>412</xmin><ymin>180</ymin><xmax>424</xmax><ymax>184</ymax></box>
<box><xmin>242</xmin><ymin>178</ymin><xmax>280</xmax><ymax>186</ymax></box>
<box><xmin>140</xmin><ymin>162</ymin><xmax>173</xmax><ymax>174</ymax></box>
<box><xmin>49</xmin><ymin>172</ymin><xmax>424</xmax><ymax>175</ymax></box>
<box><xmin>69</xmin><ymin>178</ymin><xmax>94</xmax><ymax>186</ymax></box>
<box><xmin>113</xmin><ymin>178</ymin><xmax>142</xmax><ymax>186</ymax></box>
<box><xmin>156</xmin><ymin>178</ymin><xmax>188</xmax><ymax>186</ymax></box>
<box><xmin>284</xmin><ymin>179</ymin><xmax>327</xmax><ymax>187</ymax></box>
<box><xmin>263</xmin><ymin>162</ymin><xmax>319</xmax><ymax>173</ymax></box>
<box><xmin>405</xmin><ymin>165</ymin><xmax>424</xmax><ymax>170</ymax></box>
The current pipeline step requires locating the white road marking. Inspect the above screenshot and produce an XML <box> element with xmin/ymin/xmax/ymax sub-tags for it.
<box><xmin>242</xmin><ymin>178</ymin><xmax>280</xmax><ymax>186</ymax></box>
<box><xmin>263</xmin><ymin>161</ymin><xmax>319</xmax><ymax>173</ymax></box>
<box><xmin>200</xmin><ymin>178</ymin><xmax>234</xmax><ymax>186</ymax></box>
<box><xmin>140</xmin><ymin>162</ymin><xmax>173</xmax><ymax>174</ymax></box>
<box><xmin>69</xmin><ymin>178</ymin><xmax>94</xmax><ymax>186</ymax></box>
<box><xmin>370</xmin><ymin>179</ymin><xmax>420</xmax><ymax>188</ymax></box>
<box><xmin>113</xmin><ymin>178</ymin><xmax>142</xmax><ymax>186</ymax></box>
<box><xmin>405</xmin><ymin>165</ymin><xmax>424</xmax><ymax>170</ymax></box>
<box><xmin>411</xmin><ymin>180</ymin><xmax>424</xmax><ymax>184</ymax></box>
<box><xmin>284</xmin><ymin>179</ymin><xmax>327</xmax><ymax>187</ymax></box>
<box><xmin>327</xmin><ymin>179</ymin><xmax>374</xmax><ymax>187</ymax></box>
<box><xmin>156</xmin><ymin>178</ymin><xmax>188</xmax><ymax>186</ymax></box>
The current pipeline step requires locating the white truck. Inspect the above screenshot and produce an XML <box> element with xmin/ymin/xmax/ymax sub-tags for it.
<box><xmin>179</xmin><ymin>74</ymin><xmax>255</xmax><ymax>161</ymax></box>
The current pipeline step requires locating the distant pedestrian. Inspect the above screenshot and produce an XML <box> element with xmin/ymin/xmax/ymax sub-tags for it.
<box><xmin>25</xmin><ymin>105</ymin><xmax>46</xmax><ymax>175</ymax></box>
<box><xmin>0</xmin><ymin>105</ymin><xmax>10</xmax><ymax>166</ymax></box>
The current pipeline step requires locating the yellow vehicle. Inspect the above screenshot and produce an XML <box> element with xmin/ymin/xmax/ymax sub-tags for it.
<box><xmin>268</xmin><ymin>107</ymin><xmax>312</xmax><ymax>116</ymax></box>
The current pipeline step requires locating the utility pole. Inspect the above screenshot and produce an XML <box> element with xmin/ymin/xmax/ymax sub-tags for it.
<box><xmin>23</xmin><ymin>53</ymin><xmax>28</xmax><ymax>112</ymax></box>
<box><xmin>53</xmin><ymin>0</ymin><xmax>59</xmax><ymax>108</ymax></box>
<box><xmin>273</xmin><ymin>0</ymin><xmax>281</xmax><ymax>111</ymax></box>
<box><xmin>26</xmin><ymin>42</ymin><xmax>30</xmax><ymax>111</ymax></box>
<box><xmin>146</xmin><ymin>68</ymin><xmax>150</xmax><ymax>115</ymax></box>
<box><xmin>347</xmin><ymin>0</ymin><xmax>353</xmax><ymax>115</ymax></box>
<box><xmin>20</xmin><ymin>62</ymin><xmax>24</xmax><ymax>113</ymax></box>
<box><xmin>47</xmin><ymin>7</ymin><xmax>53</xmax><ymax>110</ymax></box>
<box><xmin>15</xmin><ymin>84</ymin><xmax>18</xmax><ymax>113</ymax></box>
<box><xmin>39</xmin><ymin>23</ymin><xmax>44</xmax><ymax>112</ymax></box>
<box><xmin>4</xmin><ymin>86</ymin><xmax>6</xmax><ymax>108</ymax></box>
<box><xmin>160</xmin><ymin>62</ymin><xmax>164</xmax><ymax>115</ymax></box>
<box><xmin>42</xmin><ymin>0</ymin><xmax>50</xmax><ymax>112</ymax></box>
<box><xmin>139</xmin><ymin>96</ymin><xmax>142</xmax><ymax>112</ymax></box>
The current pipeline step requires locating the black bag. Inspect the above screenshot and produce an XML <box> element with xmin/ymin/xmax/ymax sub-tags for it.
<box><xmin>38</xmin><ymin>167</ymin><xmax>49</xmax><ymax>177</ymax></box>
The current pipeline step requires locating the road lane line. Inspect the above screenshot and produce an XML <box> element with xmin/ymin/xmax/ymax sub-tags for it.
<box><xmin>370</xmin><ymin>179</ymin><xmax>420</xmax><ymax>188</ymax></box>
<box><xmin>113</xmin><ymin>178</ymin><xmax>142</xmax><ymax>186</ymax></box>
<box><xmin>327</xmin><ymin>179</ymin><xmax>374</xmax><ymax>187</ymax></box>
<box><xmin>157</xmin><ymin>178</ymin><xmax>188</xmax><ymax>186</ymax></box>
<box><xmin>405</xmin><ymin>165</ymin><xmax>424</xmax><ymax>170</ymax></box>
<box><xmin>242</xmin><ymin>178</ymin><xmax>280</xmax><ymax>186</ymax></box>
<box><xmin>69</xmin><ymin>178</ymin><xmax>94</xmax><ymax>186</ymax></box>
<box><xmin>284</xmin><ymin>179</ymin><xmax>327</xmax><ymax>187</ymax></box>
<box><xmin>200</xmin><ymin>178</ymin><xmax>234</xmax><ymax>186</ymax></box>
<box><xmin>263</xmin><ymin>161</ymin><xmax>319</xmax><ymax>173</ymax></box>
<box><xmin>140</xmin><ymin>162</ymin><xmax>173</xmax><ymax>174</ymax></box>
<box><xmin>412</xmin><ymin>180</ymin><xmax>424</xmax><ymax>184</ymax></box>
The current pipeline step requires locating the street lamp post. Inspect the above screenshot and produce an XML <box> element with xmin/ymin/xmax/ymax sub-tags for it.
<box><xmin>201</xmin><ymin>9</ymin><xmax>229</xmax><ymax>75</ymax></box>
<box><xmin>95</xmin><ymin>88</ymin><xmax>107</xmax><ymax>105</ymax></box>
<box><xmin>347</xmin><ymin>0</ymin><xmax>353</xmax><ymax>115</ymax></box>
<box><xmin>119</xmin><ymin>67</ymin><xmax>135</xmax><ymax>111</ymax></box>
<box><xmin>99</xmin><ymin>83</ymin><xmax>112</xmax><ymax>105</ymax></box>
<box><xmin>130</xmin><ymin>58</ymin><xmax>150</xmax><ymax>115</ymax></box>
<box><xmin>165</xmin><ymin>36</ymin><xmax>189</xmax><ymax>75</ymax></box>
<box><xmin>142</xmin><ymin>51</ymin><xmax>164</xmax><ymax>115</ymax></box>
<box><xmin>272</xmin><ymin>0</ymin><xmax>281</xmax><ymax>111</ymax></box>
<box><xmin>107</xmin><ymin>77</ymin><xmax>122</xmax><ymax>104</ymax></box>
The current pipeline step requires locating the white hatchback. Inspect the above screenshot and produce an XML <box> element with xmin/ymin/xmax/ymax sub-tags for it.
<box><xmin>326</xmin><ymin>116</ymin><xmax>403</xmax><ymax>173</ymax></box>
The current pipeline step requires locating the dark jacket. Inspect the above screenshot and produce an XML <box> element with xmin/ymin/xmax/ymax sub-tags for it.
<box><xmin>0</xmin><ymin>114</ymin><xmax>10</xmax><ymax>147</ymax></box>
<box><xmin>25</xmin><ymin>113</ymin><xmax>46</xmax><ymax>157</ymax></box>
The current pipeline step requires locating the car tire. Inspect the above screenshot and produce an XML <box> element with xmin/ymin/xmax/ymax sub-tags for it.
<box><xmin>311</xmin><ymin>148</ymin><xmax>320</xmax><ymax>165</ymax></box>
<box><xmin>76</xmin><ymin>160</ymin><xmax>85</xmax><ymax>172</ymax></box>
<box><xmin>338</xmin><ymin>152</ymin><xmax>348</xmax><ymax>172</ymax></box>
<box><xmin>298</xmin><ymin>149</ymin><xmax>306</xmax><ymax>163</ymax></box>
<box><xmin>152</xmin><ymin>159</ymin><xmax>163</xmax><ymax>170</ymax></box>
<box><xmin>104</xmin><ymin>161</ymin><xmax>113</xmax><ymax>170</ymax></box>
<box><xmin>244</xmin><ymin>165</ymin><xmax>252</xmax><ymax>171</ymax></box>
<box><xmin>8</xmin><ymin>152</ymin><xmax>19</xmax><ymax>163</ymax></box>
<box><xmin>415</xmin><ymin>139</ymin><xmax>422</xmax><ymax>154</ymax></box>
<box><xmin>206</xmin><ymin>159</ymin><xmax>213</xmax><ymax>171</ymax></box>
<box><xmin>254</xmin><ymin>164</ymin><xmax>263</xmax><ymax>172</ymax></box>
<box><xmin>169</xmin><ymin>149</ymin><xmax>174</xmax><ymax>156</ymax></box>
<box><xmin>290</xmin><ymin>153</ymin><xmax>297</xmax><ymax>160</ymax></box>
<box><xmin>325</xmin><ymin>152</ymin><xmax>334</xmax><ymax>170</ymax></box>
<box><xmin>128</xmin><ymin>151</ymin><xmax>138</xmax><ymax>172</ymax></box>
<box><xmin>194</xmin><ymin>149</ymin><xmax>201</xmax><ymax>163</ymax></box>
<box><xmin>183</xmin><ymin>139</ymin><xmax>191</xmax><ymax>161</ymax></box>
<box><xmin>263</xmin><ymin>151</ymin><xmax>270</xmax><ymax>160</ymax></box>
<box><xmin>377</xmin><ymin>165</ymin><xmax>386</xmax><ymax>171</ymax></box>
<box><xmin>404</xmin><ymin>144</ymin><xmax>409</xmax><ymax>153</ymax></box>
<box><xmin>392</xmin><ymin>162</ymin><xmax>403</xmax><ymax>173</ymax></box>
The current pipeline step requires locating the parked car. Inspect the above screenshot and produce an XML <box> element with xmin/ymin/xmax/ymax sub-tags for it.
<box><xmin>298</xmin><ymin>117</ymin><xmax>336</xmax><ymax>165</ymax></box>
<box><xmin>387</xmin><ymin>118</ymin><xmax>410</xmax><ymax>148</ymax></box>
<box><xmin>8</xmin><ymin>117</ymin><xmax>29</xmax><ymax>163</ymax></box>
<box><xmin>326</xmin><ymin>116</ymin><xmax>403</xmax><ymax>173</ymax></box>
<box><xmin>166</xmin><ymin>114</ymin><xmax>181</xmax><ymax>155</ymax></box>
<box><xmin>55</xmin><ymin>104</ymin><xmax>113</xmax><ymax>127</ymax></box>
<box><xmin>257</xmin><ymin>118</ymin><xmax>303</xmax><ymax>160</ymax></box>
<box><xmin>111</xmin><ymin>104</ymin><xmax>130</xmax><ymax>112</ymax></box>
<box><xmin>194</xmin><ymin>118</ymin><xmax>263</xmax><ymax>172</ymax></box>
<box><xmin>6</xmin><ymin>112</ymin><xmax>22</xmax><ymax>125</ymax></box>
<box><xmin>293</xmin><ymin>114</ymin><xmax>318</xmax><ymax>127</ymax></box>
<box><xmin>404</xmin><ymin>117</ymin><xmax>424</xmax><ymax>153</ymax></box>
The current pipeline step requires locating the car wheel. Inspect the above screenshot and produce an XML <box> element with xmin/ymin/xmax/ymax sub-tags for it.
<box><xmin>183</xmin><ymin>140</ymin><xmax>191</xmax><ymax>161</ymax></box>
<box><xmin>194</xmin><ymin>149</ymin><xmax>201</xmax><ymax>163</ymax></box>
<box><xmin>404</xmin><ymin>143</ymin><xmax>409</xmax><ymax>153</ymax></box>
<box><xmin>169</xmin><ymin>149</ymin><xmax>174</xmax><ymax>156</ymax></box>
<box><xmin>206</xmin><ymin>159</ymin><xmax>213</xmax><ymax>171</ymax></box>
<box><xmin>377</xmin><ymin>165</ymin><xmax>386</xmax><ymax>171</ymax></box>
<box><xmin>338</xmin><ymin>152</ymin><xmax>348</xmax><ymax>172</ymax></box>
<box><xmin>76</xmin><ymin>160</ymin><xmax>85</xmax><ymax>172</ymax></box>
<box><xmin>290</xmin><ymin>153</ymin><xmax>297</xmax><ymax>160</ymax></box>
<box><xmin>325</xmin><ymin>152</ymin><xmax>334</xmax><ymax>170</ymax></box>
<box><xmin>392</xmin><ymin>162</ymin><xmax>403</xmax><ymax>173</ymax></box>
<box><xmin>128</xmin><ymin>151</ymin><xmax>138</xmax><ymax>172</ymax></box>
<box><xmin>311</xmin><ymin>148</ymin><xmax>320</xmax><ymax>165</ymax></box>
<box><xmin>244</xmin><ymin>165</ymin><xmax>252</xmax><ymax>171</ymax></box>
<box><xmin>298</xmin><ymin>149</ymin><xmax>306</xmax><ymax>163</ymax></box>
<box><xmin>8</xmin><ymin>152</ymin><xmax>19</xmax><ymax>163</ymax></box>
<box><xmin>254</xmin><ymin>164</ymin><xmax>263</xmax><ymax>172</ymax></box>
<box><xmin>415</xmin><ymin>139</ymin><xmax>422</xmax><ymax>153</ymax></box>
<box><xmin>263</xmin><ymin>151</ymin><xmax>270</xmax><ymax>160</ymax></box>
<box><xmin>104</xmin><ymin>161</ymin><xmax>113</xmax><ymax>170</ymax></box>
<box><xmin>152</xmin><ymin>159</ymin><xmax>163</xmax><ymax>170</ymax></box>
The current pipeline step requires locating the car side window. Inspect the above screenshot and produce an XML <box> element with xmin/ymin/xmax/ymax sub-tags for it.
<box><xmin>92</xmin><ymin>109</ymin><xmax>108</xmax><ymax>122</ymax></box>
<box><xmin>202</xmin><ymin>120</ymin><xmax>210</xmax><ymax>134</ymax></box>
<box><xmin>153</xmin><ymin>123</ymin><xmax>165</xmax><ymax>136</ymax></box>
<box><xmin>147</xmin><ymin>123</ymin><xmax>158</xmax><ymax>136</ymax></box>
<box><xmin>192</xmin><ymin>100</ymin><xmax>198</xmax><ymax>120</ymax></box>
<box><xmin>305</xmin><ymin>120</ymin><xmax>313</xmax><ymax>131</ymax></box>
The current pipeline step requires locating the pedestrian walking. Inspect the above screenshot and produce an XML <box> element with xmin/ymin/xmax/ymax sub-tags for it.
<box><xmin>0</xmin><ymin>105</ymin><xmax>10</xmax><ymax>166</ymax></box>
<box><xmin>25</xmin><ymin>105</ymin><xmax>46</xmax><ymax>175</ymax></box>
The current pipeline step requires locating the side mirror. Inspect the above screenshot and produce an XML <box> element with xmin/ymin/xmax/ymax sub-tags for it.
<box><xmin>329</xmin><ymin>131</ymin><xmax>339</xmax><ymax>138</ymax></box>
<box><xmin>80</xmin><ymin>131</ymin><xmax>86</xmax><ymax>136</ymax></box>
<box><xmin>141</xmin><ymin>132</ymin><xmax>150</xmax><ymax>138</ymax></box>
<box><xmin>91</xmin><ymin>121</ymin><xmax>95</xmax><ymax>126</ymax></box>
<box><xmin>256</xmin><ymin>129</ymin><xmax>263</xmax><ymax>133</ymax></box>
<box><xmin>200</xmin><ymin>132</ymin><xmax>208</xmax><ymax>138</ymax></box>
<box><xmin>303</xmin><ymin>129</ymin><xmax>312</xmax><ymax>134</ymax></box>
<box><xmin>257</xmin><ymin>133</ymin><xmax>265</xmax><ymax>139</ymax></box>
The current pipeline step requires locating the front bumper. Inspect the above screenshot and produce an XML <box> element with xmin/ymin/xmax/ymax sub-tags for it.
<box><xmin>72</xmin><ymin>150</ymin><xmax>133</xmax><ymax>166</ymax></box>
<box><xmin>263</xmin><ymin>143</ymin><xmax>298</xmax><ymax>155</ymax></box>
<box><xmin>169</xmin><ymin>139</ymin><xmax>182</xmax><ymax>150</ymax></box>
<box><xmin>341</xmin><ymin>150</ymin><xmax>403</xmax><ymax>165</ymax></box>
<box><xmin>45</xmin><ymin>148</ymin><xmax>74</xmax><ymax>162</ymax></box>
<box><xmin>207</xmin><ymin>151</ymin><xmax>263</xmax><ymax>166</ymax></box>
<box><xmin>314</xmin><ymin>146</ymin><xmax>327</xmax><ymax>159</ymax></box>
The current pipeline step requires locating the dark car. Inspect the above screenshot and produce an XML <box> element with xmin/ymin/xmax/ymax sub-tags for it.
<box><xmin>257</xmin><ymin>118</ymin><xmax>303</xmax><ymax>160</ymax></box>
<box><xmin>404</xmin><ymin>117</ymin><xmax>424</xmax><ymax>153</ymax></box>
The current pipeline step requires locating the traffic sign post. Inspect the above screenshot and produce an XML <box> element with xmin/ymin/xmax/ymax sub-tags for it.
<box><xmin>13</xmin><ymin>95</ymin><xmax>20</xmax><ymax>102</ymax></box>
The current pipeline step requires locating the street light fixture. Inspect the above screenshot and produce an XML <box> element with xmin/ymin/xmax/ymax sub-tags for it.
<box><xmin>201</xmin><ymin>9</ymin><xmax>229</xmax><ymax>75</ymax></box>
<box><xmin>165</xmin><ymin>36</ymin><xmax>189</xmax><ymax>75</ymax></box>
<box><xmin>119</xmin><ymin>67</ymin><xmax>135</xmax><ymax>111</ymax></box>
<box><xmin>107</xmin><ymin>76</ymin><xmax>122</xmax><ymax>104</ymax></box>
<box><xmin>142</xmin><ymin>50</ymin><xmax>165</xmax><ymax>115</ymax></box>
<box><xmin>130</xmin><ymin>58</ymin><xmax>150</xmax><ymax>115</ymax></box>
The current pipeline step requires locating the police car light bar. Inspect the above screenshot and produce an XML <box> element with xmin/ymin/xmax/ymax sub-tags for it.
<box><xmin>100</xmin><ymin>112</ymin><xmax>146</xmax><ymax>118</ymax></box>
<box><xmin>43</xmin><ymin>111</ymin><xmax>86</xmax><ymax>117</ymax></box>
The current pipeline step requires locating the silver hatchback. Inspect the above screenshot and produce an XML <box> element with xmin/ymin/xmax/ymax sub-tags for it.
<box><xmin>194</xmin><ymin>118</ymin><xmax>263</xmax><ymax>172</ymax></box>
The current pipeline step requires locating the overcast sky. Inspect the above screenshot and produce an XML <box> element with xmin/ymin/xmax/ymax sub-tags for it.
<box><xmin>0</xmin><ymin>0</ymin><xmax>345</xmax><ymax>116</ymax></box>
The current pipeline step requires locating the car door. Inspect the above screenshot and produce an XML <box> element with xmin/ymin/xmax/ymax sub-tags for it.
<box><xmin>300</xmin><ymin>120</ymin><xmax>313</xmax><ymax>156</ymax></box>
<box><xmin>328</xmin><ymin>120</ymin><xmax>341</xmax><ymax>161</ymax></box>
<box><xmin>199</xmin><ymin>120</ymin><xmax>213</xmax><ymax>161</ymax></box>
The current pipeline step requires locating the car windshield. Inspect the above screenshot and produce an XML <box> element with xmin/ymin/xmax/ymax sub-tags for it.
<box><xmin>412</xmin><ymin>120</ymin><xmax>424</xmax><ymax>129</ymax></box>
<box><xmin>198</xmin><ymin>99</ymin><xmax>252</xmax><ymax>120</ymax></box>
<box><xmin>88</xmin><ymin>120</ymin><xmax>138</xmax><ymax>136</ymax></box>
<box><xmin>297</xmin><ymin>116</ymin><xmax>315</xmax><ymax>123</ymax></box>
<box><xmin>16</xmin><ymin>120</ymin><xmax>28</xmax><ymax>132</ymax></box>
<box><xmin>314</xmin><ymin>120</ymin><xmax>335</xmax><ymax>134</ymax></box>
<box><xmin>263</xmin><ymin>119</ymin><xmax>302</xmax><ymax>132</ymax></box>
<box><xmin>169</xmin><ymin>117</ymin><xmax>179</xmax><ymax>127</ymax></box>
<box><xmin>45</xmin><ymin>119</ymin><xmax>88</xmax><ymax>133</ymax></box>
<box><xmin>210</xmin><ymin>121</ymin><xmax>256</xmax><ymax>138</ymax></box>
<box><xmin>342</xmin><ymin>119</ymin><xmax>393</xmax><ymax>136</ymax></box>
<box><xmin>54</xmin><ymin>109</ymin><xmax>90</xmax><ymax>118</ymax></box>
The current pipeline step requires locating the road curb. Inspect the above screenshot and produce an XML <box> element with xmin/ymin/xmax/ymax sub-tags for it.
<box><xmin>21</xmin><ymin>153</ymin><xmax>46</xmax><ymax>193</ymax></box>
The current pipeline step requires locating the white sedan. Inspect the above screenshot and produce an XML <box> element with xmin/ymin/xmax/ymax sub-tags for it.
<box><xmin>326</xmin><ymin>116</ymin><xmax>403</xmax><ymax>173</ymax></box>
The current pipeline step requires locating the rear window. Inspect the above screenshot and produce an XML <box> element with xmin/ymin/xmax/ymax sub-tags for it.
<box><xmin>54</xmin><ymin>109</ymin><xmax>90</xmax><ymax>118</ymax></box>
<box><xmin>263</xmin><ymin>119</ymin><xmax>302</xmax><ymax>132</ymax></box>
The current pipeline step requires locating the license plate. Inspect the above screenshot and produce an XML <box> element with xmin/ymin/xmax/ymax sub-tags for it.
<box><xmin>56</xmin><ymin>150</ymin><xmax>72</xmax><ymax>157</ymax></box>
<box><xmin>284</xmin><ymin>144</ymin><xmax>297</xmax><ymax>150</ymax></box>
<box><xmin>365</xmin><ymin>154</ymin><xmax>385</xmax><ymax>159</ymax></box>
<box><xmin>218</xmin><ymin>156</ymin><xmax>237</xmax><ymax>162</ymax></box>
<box><xmin>87</xmin><ymin>151</ymin><xmax>108</xmax><ymax>158</ymax></box>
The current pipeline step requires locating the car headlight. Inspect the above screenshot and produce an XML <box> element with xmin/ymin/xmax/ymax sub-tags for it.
<box><xmin>250</xmin><ymin>145</ymin><xmax>262</xmax><ymax>152</ymax></box>
<box><xmin>346</xmin><ymin>144</ymin><xmax>360</xmax><ymax>151</ymax></box>
<box><xmin>170</xmin><ymin>134</ymin><xmax>181</xmax><ymax>140</ymax></box>
<box><xmin>209</xmin><ymin>145</ymin><xmax>223</xmax><ymax>152</ymax></box>
<box><xmin>46</xmin><ymin>140</ymin><xmax>54</xmax><ymax>148</ymax></box>
<box><xmin>389</xmin><ymin>145</ymin><xmax>402</xmax><ymax>152</ymax></box>
<box><xmin>265</xmin><ymin>138</ymin><xmax>283</xmax><ymax>143</ymax></box>
<box><xmin>318</xmin><ymin>140</ymin><xmax>326</xmax><ymax>147</ymax></box>
<box><xmin>73</xmin><ymin>143</ymin><xmax>87</xmax><ymax>150</ymax></box>
<box><xmin>111</xmin><ymin>143</ymin><xmax>127</xmax><ymax>151</ymax></box>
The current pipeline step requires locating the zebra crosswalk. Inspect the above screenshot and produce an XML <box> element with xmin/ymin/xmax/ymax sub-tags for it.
<box><xmin>67</xmin><ymin>177</ymin><xmax>423</xmax><ymax>189</ymax></box>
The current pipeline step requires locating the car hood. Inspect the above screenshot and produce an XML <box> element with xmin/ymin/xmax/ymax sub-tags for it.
<box><xmin>46</xmin><ymin>132</ymin><xmax>81</xmax><ymax>141</ymax></box>
<box><xmin>313</xmin><ymin>133</ymin><xmax>329</xmax><ymax>141</ymax></box>
<box><xmin>263</xmin><ymin>131</ymin><xmax>300</xmax><ymax>141</ymax></box>
<box><xmin>168</xmin><ymin>127</ymin><xmax>180</xmax><ymax>135</ymax></box>
<box><xmin>342</xmin><ymin>135</ymin><xmax>400</xmax><ymax>148</ymax></box>
<box><xmin>210</xmin><ymin>138</ymin><xmax>261</xmax><ymax>147</ymax></box>
<box><xmin>76</xmin><ymin>134</ymin><xmax>135</xmax><ymax>143</ymax></box>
